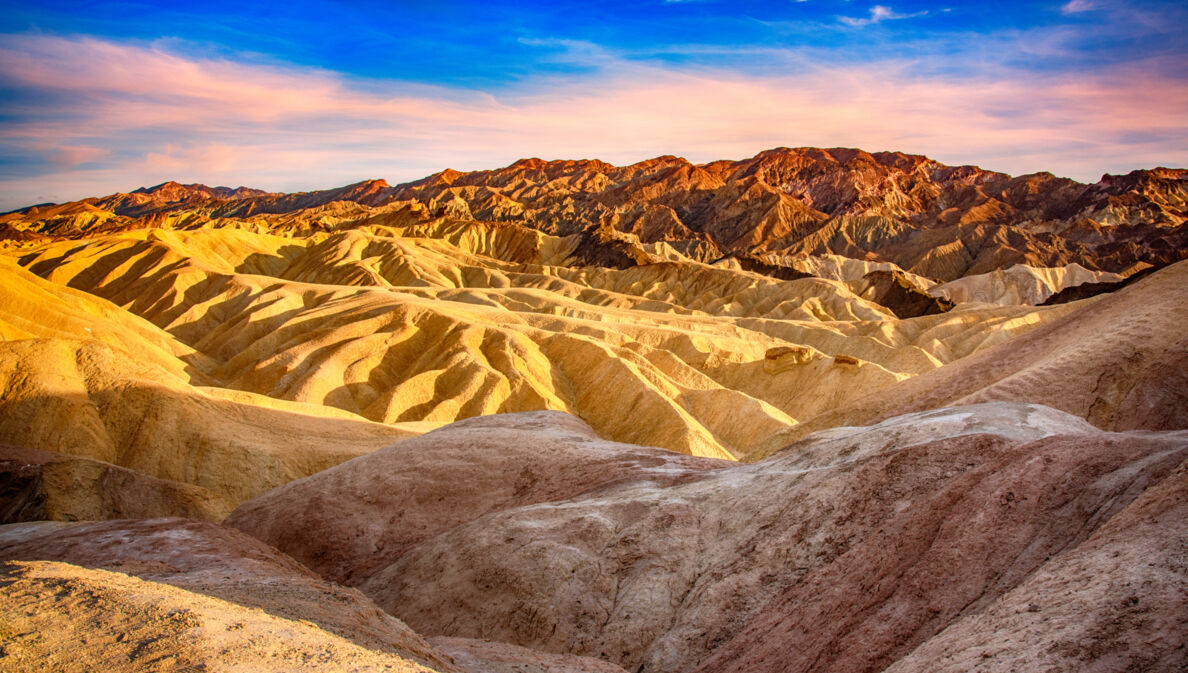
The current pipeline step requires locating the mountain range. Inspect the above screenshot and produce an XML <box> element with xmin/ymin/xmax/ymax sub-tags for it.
<box><xmin>7</xmin><ymin>147</ymin><xmax>1186</xmax><ymax>279</ymax></box>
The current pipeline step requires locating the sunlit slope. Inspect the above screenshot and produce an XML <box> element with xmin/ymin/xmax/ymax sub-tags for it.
<box><xmin>929</xmin><ymin>262</ymin><xmax>1126</xmax><ymax>306</ymax></box>
<box><xmin>760</xmin><ymin>258</ymin><xmax>1188</xmax><ymax>455</ymax></box>
<box><xmin>0</xmin><ymin>259</ymin><xmax>429</xmax><ymax>517</ymax></box>
<box><xmin>11</xmin><ymin>221</ymin><xmax>1078</xmax><ymax>460</ymax></box>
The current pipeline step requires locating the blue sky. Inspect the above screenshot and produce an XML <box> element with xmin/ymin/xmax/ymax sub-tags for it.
<box><xmin>1</xmin><ymin>0</ymin><xmax>1186</xmax><ymax>208</ymax></box>
<box><xmin>4</xmin><ymin>1</ymin><xmax>1182</xmax><ymax>83</ymax></box>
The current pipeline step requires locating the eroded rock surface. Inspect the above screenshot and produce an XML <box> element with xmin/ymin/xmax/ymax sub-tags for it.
<box><xmin>0</xmin><ymin>517</ymin><xmax>457</xmax><ymax>670</ymax></box>
<box><xmin>229</xmin><ymin>405</ymin><xmax>1188</xmax><ymax>673</ymax></box>
<box><xmin>226</xmin><ymin>411</ymin><xmax>728</xmax><ymax>585</ymax></box>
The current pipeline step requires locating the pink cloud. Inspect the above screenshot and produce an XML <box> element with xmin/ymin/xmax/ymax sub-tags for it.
<box><xmin>45</xmin><ymin>145</ymin><xmax>109</xmax><ymax>167</ymax></box>
<box><xmin>1</xmin><ymin>34</ymin><xmax>1186</xmax><ymax>209</ymax></box>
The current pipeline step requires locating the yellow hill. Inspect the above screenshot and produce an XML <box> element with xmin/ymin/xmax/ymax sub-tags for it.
<box><xmin>7</xmin><ymin>221</ymin><xmax>1080</xmax><ymax>462</ymax></box>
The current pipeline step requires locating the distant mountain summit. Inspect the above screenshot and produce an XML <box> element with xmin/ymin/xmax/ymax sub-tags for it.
<box><xmin>131</xmin><ymin>181</ymin><xmax>271</xmax><ymax>201</ymax></box>
<box><xmin>4</xmin><ymin>147</ymin><xmax>1185</xmax><ymax>280</ymax></box>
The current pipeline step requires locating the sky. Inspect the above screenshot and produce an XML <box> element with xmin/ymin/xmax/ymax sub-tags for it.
<box><xmin>1</xmin><ymin>0</ymin><xmax>1186</xmax><ymax>209</ymax></box>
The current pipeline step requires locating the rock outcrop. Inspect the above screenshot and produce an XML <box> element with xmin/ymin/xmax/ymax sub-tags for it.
<box><xmin>0</xmin><ymin>517</ymin><xmax>631</xmax><ymax>673</ymax></box>
<box><xmin>225</xmin><ymin>411</ymin><xmax>729</xmax><ymax>586</ymax></box>
<box><xmin>930</xmin><ymin>262</ymin><xmax>1127</xmax><ymax>306</ymax></box>
<box><xmin>850</xmin><ymin>269</ymin><xmax>953</xmax><ymax>317</ymax></box>
<box><xmin>0</xmin><ymin>518</ymin><xmax>459</xmax><ymax>672</ymax></box>
<box><xmin>0</xmin><ymin>444</ymin><xmax>227</xmax><ymax>523</ymax></box>
<box><xmin>226</xmin><ymin>405</ymin><xmax>1188</xmax><ymax>673</ymax></box>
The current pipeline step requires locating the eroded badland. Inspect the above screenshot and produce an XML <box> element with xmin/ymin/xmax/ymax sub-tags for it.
<box><xmin>1</xmin><ymin>148</ymin><xmax>1186</xmax><ymax>672</ymax></box>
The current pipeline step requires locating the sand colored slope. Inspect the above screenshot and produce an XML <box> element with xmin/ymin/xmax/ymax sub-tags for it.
<box><xmin>929</xmin><ymin>262</ymin><xmax>1126</xmax><ymax>306</ymax></box>
<box><xmin>17</xmin><ymin>225</ymin><xmax>894</xmax><ymax>321</ymax></box>
<box><xmin>0</xmin><ymin>338</ymin><xmax>426</xmax><ymax>512</ymax></box>
<box><xmin>0</xmin><ymin>259</ymin><xmax>430</xmax><ymax>516</ymax></box>
<box><xmin>226</xmin><ymin>406</ymin><xmax>1188</xmax><ymax>673</ymax></box>
<box><xmin>0</xmin><ymin>560</ymin><xmax>443</xmax><ymax>673</ymax></box>
<box><xmin>761</xmin><ymin>258</ymin><xmax>1188</xmax><ymax>453</ymax></box>
<box><xmin>9</xmin><ymin>224</ymin><xmax>1081</xmax><ymax>459</ymax></box>
<box><xmin>0</xmin><ymin>444</ymin><xmax>227</xmax><ymax>522</ymax></box>
<box><xmin>0</xmin><ymin>254</ymin><xmax>209</xmax><ymax>381</ymax></box>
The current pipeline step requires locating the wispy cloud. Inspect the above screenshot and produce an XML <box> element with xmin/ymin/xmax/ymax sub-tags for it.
<box><xmin>838</xmin><ymin>5</ymin><xmax>930</xmax><ymax>28</ymax></box>
<box><xmin>0</xmin><ymin>34</ymin><xmax>1185</xmax><ymax>209</ymax></box>
<box><xmin>1061</xmin><ymin>0</ymin><xmax>1097</xmax><ymax>14</ymax></box>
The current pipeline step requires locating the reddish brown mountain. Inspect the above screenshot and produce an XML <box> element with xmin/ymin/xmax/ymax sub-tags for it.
<box><xmin>5</xmin><ymin>148</ymin><xmax>1185</xmax><ymax>281</ymax></box>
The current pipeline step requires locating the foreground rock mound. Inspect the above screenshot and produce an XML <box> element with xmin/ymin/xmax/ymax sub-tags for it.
<box><xmin>881</xmin><ymin>460</ymin><xmax>1188</xmax><ymax>672</ymax></box>
<box><xmin>429</xmin><ymin>638</ymin><xmax>629</xmax><ymax>673</ymax></box>
<box><xmin>0</xmin><ymin>518</ymin><xmax>627</xmax><ymax>673</ymax></box>
<box><xmin>226</xmin><ymin>411</ymin><xmax>728</xmax><ymax>585</ymax></box>
<box><xmin>0</xmin><ymin>518</ymin><xmax>456</xmax><ymax>669</ymax></box>
<box><xmin>230</xmin><ymin>405</ymin><xmax>1188</xmax><ymax>673</ymax></box>
<box><xmin>0</xmin><ymin>560</ymin><xmax>442</xmax><ymax>673</ymax></box>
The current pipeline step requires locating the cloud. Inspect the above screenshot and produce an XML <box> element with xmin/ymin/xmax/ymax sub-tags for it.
<box><xmin>1061</xmin><ymin>0</ymin><xmax>1097</xmax><ymax>14</ymax></box>
<box><xmin>45</xmin><ymin>145</ymin><xmax>110</xmax><ymax>168</ymax></box>
<box><xmin>0</xmin><ymin>34</ymin><xmax>1186</xmax><ymax>209</ymax></box>
<box><xmin>838</xmin><ymin>5</ymin><xmax>929</xmax><ymax>27</ymax></box>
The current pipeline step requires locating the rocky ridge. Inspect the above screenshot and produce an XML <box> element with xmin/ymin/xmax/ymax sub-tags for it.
<box><xmin>5</xmin><ymin>148</ymin><xmax>1186</xmax><ymax>282</ymax></box>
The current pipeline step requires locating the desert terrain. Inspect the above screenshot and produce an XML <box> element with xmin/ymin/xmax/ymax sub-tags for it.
<box><xmin>1</xmin><ymin>148</ymin><xmax>1185</xmax><ymax>672</ymax></box>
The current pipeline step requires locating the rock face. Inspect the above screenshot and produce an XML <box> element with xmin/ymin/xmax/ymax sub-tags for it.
<box><xmin>226</xmin><ymin>404</ymin><xmax>1188</xmax><ymax>673</ymax></box>
<box><xmin>0</xmin><ymin>453</ymin><xmax>45</xmax><ymax>523</ymax></box>
<box><xmin>0</xmin><ymin>444</ymin><xmax>227</xmax><ymax>523</ymax></box>
<box><xmin>0</xmin><ymin>518</ymin><xmax>460</xmax><ymax>672</ymax></box>
<box><xmin>225</xmin><ymin>411</ymin><xmax>729</xmax><ymax>586</ymax></box>
<box><xmin>0</xmin><ymin>517</ymin><xmax>631</xmax><ymax>673</ymax></box>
